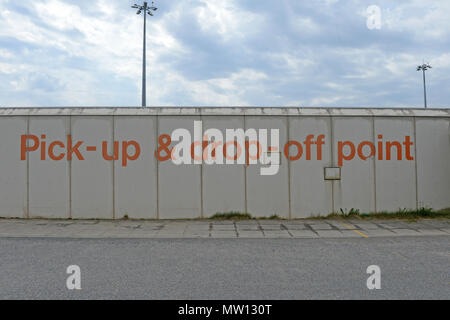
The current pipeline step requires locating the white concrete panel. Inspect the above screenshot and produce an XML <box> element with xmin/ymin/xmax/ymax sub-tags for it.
<box><xmin>374</xmin><ymin>118</ymin><xmax>416</xmax><ymax>212</ymax></box>
<box><xmin>201</xmin><ymin>116</ymin><xmax>246</xmax><ymax>217</ymax></box>
<box><xmin>114</xmin><ymin>116</ymin><xmax>157</xmax><ymax>219</ymax></box>
<box><xmin>0</xmin><ymin>117</ymin><xmax>27</xmax><ymax>218</ymax></box>
<box><xmin>29</xmin><ymin>117</ymin><xmax>70</xmax><ymax>218</ymax></box>
<box><xmin>245</xmin><ymin>117</ymin><xmax>289</xmax><ymax>218</ymax></box>
<box><xmin>415</xmin><ymin>118</ymin><xmax>450</xmax><ymax>210</ymax></box>
<box><xmin>289</xmin><ymin>117</ymin><xmax>333</xmax><ymax>217</ymax></box>
<box><xmin>71</xmin><ymin>116</ymin><xmax>114</xmax><ymax>219</ymax></box>
<box><xmin>332</xmin><ymin>117</ymin><xmax>375</xmax><ymax>214</ymax></box>
<box><xmin>158</xmin><ymin>116</ymin><xmax>201</xmax><ymax>218</ymax></box>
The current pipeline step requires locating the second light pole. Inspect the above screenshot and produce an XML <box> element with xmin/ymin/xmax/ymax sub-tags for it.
<box><xmin>132</xmin><ymin>1</ymin><xmax>157</xmax><ymax>107</ymax></box>
<box><xmin>417</xmin><ymin>63</ymin><xmax>432</xmax><ymax>109</ymax></box>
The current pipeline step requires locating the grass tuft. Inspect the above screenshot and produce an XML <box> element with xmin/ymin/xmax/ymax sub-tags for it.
<box><xmin>314</xmin><ymin>207</ymin><xmax>450</xmax><ymax>220</ymax></box>
<box><xmin>210</xmin><ymin>212</ymin><xmax>252</xmax><ymax>220</ymax></box>
<box><xmin>209</xmin><ymin>208</ymin><xmax>450</xmax><ymax>221</ymax></box>
<box><xmin>210</xmin><ymin>212</ymin><xmax>284</xmax><ymax>220</ymax></box>
<box><xmin>258</xmin><ymin>214</ymin><xmax>283</xmax><ymax>220</ymax></box>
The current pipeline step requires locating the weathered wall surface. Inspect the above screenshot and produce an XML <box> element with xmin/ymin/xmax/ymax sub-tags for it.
<box><xmin>0</xmin><ymin>107</ymin><xmax>448</xmax><ymax>219</ymax></box>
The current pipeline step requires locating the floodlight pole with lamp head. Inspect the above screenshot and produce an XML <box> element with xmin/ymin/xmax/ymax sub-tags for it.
<box><xmin>131</xmin><ymin>2</ymin><xmax>157</xmax><ymax>107</ymax></box>
<box><xmin>417</xmin><ymin>63</ymin><xmax>432</xmax><ymax>109</ymax></box>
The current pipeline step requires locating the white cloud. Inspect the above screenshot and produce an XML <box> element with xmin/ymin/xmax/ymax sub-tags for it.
<box><xmin>0</xmin><ymin>48</ymin><xmax>13</xmax><ymax>58</ymax></box>
<box><xmin>195</xmin><ymin>0</ymin><xmax>265</xmax><ymax>41</ymax></box>
<box><xmin>153</xmin><ymin>68</ymin><xmax>268</xmax><ymax>106</ymax></box>
<box><xmin>311</xmin><ymin>95</ymin><xmax>344</xmax><ymax>105</ymax></box>
<box><xmin>0</xmin><ymin>62</ymin><xmax>17</xmax><ymax>74</ymax></box>
<box><xmin>375</xmin><ymin>1</ymin><xmax>450</xmax><ymax>40</ymax></box>
<box><xmin>290</xmin><ymin>17</ymin><xmax>321</xmax><ymax>35</ymax></box>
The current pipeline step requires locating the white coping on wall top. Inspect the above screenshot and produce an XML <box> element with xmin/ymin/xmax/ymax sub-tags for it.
<box><xmin>0</xmin><ymin>107</ymin><xmax>448</xmax><ymax>117</ymax></box>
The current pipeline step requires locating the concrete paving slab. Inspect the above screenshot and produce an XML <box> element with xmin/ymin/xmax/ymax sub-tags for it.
<box><xmin>309</xmin><ymin>224</ymin><xmax>334</xmax><ymax>230</ymax></box>
<box><xmin>283</xmin><ymin>224</ymin><xmax>308</xmax><ymax>230</ymax></box>
<box><xmin>138</xmin><ymin>226</ymin><xmax>164</xmax><ymax>231</ymax></box>
<box><xmin>184</xmin><ymin>229</ymin><xmax>211</xmax><ymax>234</ymax></box>
<box><xmin>159</xmin><ymin>224</ymin><xmax>186</xmax><ymax>230</ymax></box>
<box><xmin>259</xmin><ymin>225</ymin><xmax>282</xmax><ymax>231</ymax></box>
<box><xmin>363</xmin><ymin>229</ymin><xmax>397</xmax><ymax>237</ymax></box>
<box><xmin>340</xmin><ymin>230</ymin><xmax>365</xmax><ymax>238</ymax></box>
<box><xmin>73</xmin><ymin>221</ymin><xmax>101</xmax><ymax>226</ymax></box>
<box><xmin>157</xmin><ymin>227</ymin><xmax>186</xmax><ymax>237</ymax></box>
<box><xmin>183</xmin><ymin>232</ymin><xmax>211</xmax><ymax>238</ymax></box>
<box><xmin>289</xmin><ymin>230</ymin><xmax>318</xmax><ymax>238</ymax></box>
<box><xmin>419</xmin><ymin>220</ymin><xmax>450</xmax><ymax>228</ymax></box>
<box><xmin>258</xmin><ymin>220</ymin><xmax>285</xmax><ymax>224</ymax></box>
<box><xmin>289</xmin><ymin>220</ymin><xmax>312</xmax><ymax>224</ymax></box>
<box><xmin>263</xmin><ymin>231</ymin><xmax>292</xmax><ymax>238</ymax></box>
<box><xmin>158</xmin><ymin>226</ymin><xmax>186</xmax><ymax>232</ymax></box>
<box><xmin>124</xmin><ymin>233</ymin><xmax>159</xmax><ymax>238</ymax></box>
<box><xmin>416</xmin><ymin>229</ymin><xmax>449</xmax><ymax>236</ymax></box>
<box><xmin>211</xmin><ymin>224</ymin><xmax>236</xmax><ymax>230</ymax></box>
<box><xmin>185</xmin><ymin>224</ymin><xmax>211</xmax><ymax>229</ymax></box>
<box><xmin>12</xmin><ymin>227</ymin><xmax>53</xmax><ymax>237</ymax></box>
<box><xmin>352</xmin><ymin>223</ymin><xmax>382</xmax><ymax>230</ymax></box>
<box><xmin>236</xmin><ymin>226</ymin><xmax>261</xmax><ymax>231</ymax></box>
<box><xmin>327</xmin><ymin>222</ymin><xmax>354</xmax><ymax>230</ymax></box>
<box><xmin>158</xmin><ymin>227</ymin><xmax>185</xmax><ymax>233</ymax></box>
<box><xmin>82</xmin><ymin>230</ymin><xmax>131</xmax><ymax>238</ymax></box>
<box><xmin>376</xmin><ymin>222</ymin><xmax>412</xmax><ymax>229</ymax></box>
<box><xmin>410</xmin><ymin>222</ymin><xmax>444</xmax><ymax>229</ymax></box>
<box><xmin>155</xmin><ymin>233</ymin><xmax>186</xmax><ymax>238</ymax></box>
<box><xmin>41</xmin><ymin>229</ymin><xmax>85</xmax><ymax>238</ymax></box>
<box><xmin>315</xmin><ymin>230</ymin><xmax>344</xmax><ymax>238</ymax></box>
<box><xmin>211</xmin><ymin>231</ymin><xmax>238</xmax><ymax>238</ymax></box>
<box><xmin>391</xmin><ymin>228</ymin><xmax>421</xmax><ymax>236</ymax></box>
<box><xmin>236</xmin><ymin>231</ymin><xmax>264</xmax><ymax>238</ymax></box>
<box><xmin>335</xmin><ymin>223</ymin><xmax>357</xmax><ymax>230</ymax></box>
<box><xmin>0</xmin><ymin>225</ymin><xmax>29</xmax><ymax>233</ymax></box>
<box><xmin>235</xmin><ymin>221</ymin><xmax>258</xmax><ymax>225</ymax></box>
<box><xmin>210</xmin><ymin>220</ymin><xmax>235</xmax><ymax>224</ymax></box>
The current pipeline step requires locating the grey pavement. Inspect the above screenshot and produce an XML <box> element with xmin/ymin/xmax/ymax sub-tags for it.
<box><xmin>0</xmin><ymin>218</ymin><xmax>448</xmax><ymax>239</ymax></box>
<box><xmin>0</xmin><ymin>236</ymin><xmax>448</xmax><ymax>299</ymax></box>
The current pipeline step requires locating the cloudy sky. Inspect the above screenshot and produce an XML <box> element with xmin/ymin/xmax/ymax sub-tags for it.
<box><xmin>0</xmin><ymin>0</ymin><xmax>449</xmax><ymax>108</ymax></box>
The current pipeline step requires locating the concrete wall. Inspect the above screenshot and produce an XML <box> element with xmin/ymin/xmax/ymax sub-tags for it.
<box><xmin>0</xmin><ymin>107</ymin><xmax>448</xmax><ymax>219</ymax></box>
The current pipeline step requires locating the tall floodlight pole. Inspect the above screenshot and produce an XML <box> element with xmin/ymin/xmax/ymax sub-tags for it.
<box><xmin>131</xmin><ymin>2</ymin><xmax>157</xmax><ymax>107</ymax></box>
<box><xmin>417</xmin><ymin>63</ymin><xmax>432</xmax><ymax>109</ymax></box>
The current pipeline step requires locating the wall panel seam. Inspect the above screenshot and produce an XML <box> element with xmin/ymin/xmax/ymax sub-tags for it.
<box><xmin>69</xmin><ymin>115</ymin><xmax>72</xmax><ymax>219</ymax></box>
<box><xmin>244</xmin><ymin>115</ymin><xmax>248</xmax><ymax>214</ymax></box>
<box><xmin>413</xmin><ymin>117</ymin><xmax>419</xmax><ymax>209</ymax></box>
<box><xmin>330</xmin><ymin>115</ymin><xmax>335</xmax><ymax>214</ymax></box>
<box><xmin>200</xmin><ymin>114</ymin><xmax>204</xmax><ymax>218</ymax></box>
<box><xmin>287</xmin><ymin>116</ymin><xmax>291</xmax><ymax>219</ymax></box>
<box><xmin>112</xmin><ymin>115</ymin><xmax>115</xmax><ymax>219</ymax></box>
<box><xmin>26</xmin><ymin>115</ymin><xmax>30</xmax><ymax>218</ymax></box>
<box><xmin>156</xmin><ymin>115</ymin><xmax>160</xmax><ymax>219</ymax></box>
<box><xmin>372</xmin><ymin>116</ymin><xmax>377</xmax><ymax>214</ymax></box>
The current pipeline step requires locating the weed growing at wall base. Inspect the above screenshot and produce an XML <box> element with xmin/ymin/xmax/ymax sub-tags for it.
<box><xmin>210</xmin><ymin>212</ymin><xmax>252</xmax><ymax>220</ymax></box>
<box><xmin>210</xmin><ymin>212</ymin><xmax>284</xmax><ymax>220</ymax></box>
<box><xmin>314</xmin><ymin>207</ymin><xmax>450</xmax><ymax>220</ymax></box>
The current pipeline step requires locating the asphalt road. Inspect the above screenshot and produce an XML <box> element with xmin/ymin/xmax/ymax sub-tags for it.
<box><xmin>0</xmin><ymin>236</ymin><xmax>448</xmax><ymax>299</ymax></box>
